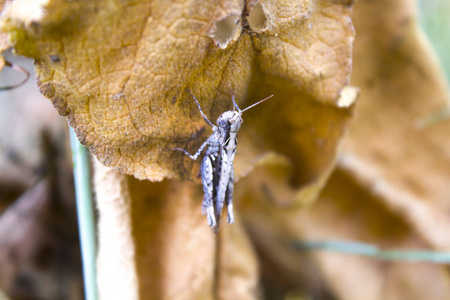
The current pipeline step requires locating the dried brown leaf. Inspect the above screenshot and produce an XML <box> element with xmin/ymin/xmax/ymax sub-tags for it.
<box><xmin>94</xmin><ymin>160</ymin><xmax>258</xmax><ymax>300</ymax></box>
<box><xmin>238</xmin><ymin>0</ymin><xmax>450</xmax><ymax>299</ymax></box>
<box><xmin>94</xmin><ymin>160</ymin><xmax>139</xmax><ymax>300</ymax></box>
<box><xmin>0</xmin><ymin>0</ymin><xmax>8</xmax><ymax>71</ymax></box>
<box><xmin>1</xmin><ymin>0</ymin><xmax>355</xmax><ymax>181</ymax></box>
<box><xmin>344</xmin><ymin>0</ymin><xmax>450</xmax><ymax>249</ymax></box>
<box><xmin>1</xmin><ymin>0</ymin><xmax>361</xmax><ymax>298</ymax></box>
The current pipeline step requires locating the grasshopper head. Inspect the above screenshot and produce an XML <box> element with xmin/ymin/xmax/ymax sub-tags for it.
<box><xmin>216</xmin><ymin>94</ymin><xmax>273</xmax><ymax>133</ymax></box>
<box><xmin>217</xmin><ymin>111</ymin><xmax>243</xmax><ymax>133</ymax></box>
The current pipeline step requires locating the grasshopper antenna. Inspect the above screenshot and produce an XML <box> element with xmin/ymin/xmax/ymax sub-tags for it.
<box><xmin>189</xmin><ymin>90</ymin><xmax>215</xmax><ymax>128</ymax></box>
<box><xmin>240</xmin><ymin>94</ymin><xmax>274</xmax><ymax>113</ymax></box>
<box><xmin>227</xmin><ymin>87</ymin><xmax>240</xmax><ymax>112</ymax></box>
<box><xmin>231</xmin><ymin>93</ymin><xmax>240</xmax><ymax>112</ymax></box>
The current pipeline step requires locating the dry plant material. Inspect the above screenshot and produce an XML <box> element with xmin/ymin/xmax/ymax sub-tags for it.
<box><xmin>0</xmin><ymin>0</ymin><xmax>363</xmax><ymax>299</ymax></box>
<box><xmin>1</xmin><ymin>0</ymin><xmax>449</xmax><ymax>299</ymax></box>
<box><xmin>94</xmin><ymin>159</ymin><xmax>259</xmax><ymax>300</ymax></box>
<box><xmin>0</xmin><ymin>0</ymin><xmax>355</xmax><ymax>183</ymax></box>
<box><xmin>238</xmin><ymin>0</ymin><xmax>450</xmax><ymax>299</ymax></box>
<box><xmin>0</xmin><ymin>33</ymin><xmax>7</xmax><ymax>70</ymax></box>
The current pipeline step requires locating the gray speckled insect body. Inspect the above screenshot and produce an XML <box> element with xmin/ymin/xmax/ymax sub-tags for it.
<box><xmin>175</xmin><ymin>92</ymin><xmax>273</xmax><ymax>232</ymax></box>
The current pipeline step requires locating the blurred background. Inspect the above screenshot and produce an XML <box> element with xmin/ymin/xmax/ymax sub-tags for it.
<box><xmin>0</xmin><ymin>0</ymin><xmax>448</xmax><ymax>299</ymax></box>
<box><xmin>418</xmin><ymin>0</ymin><xmax>450</xmax><ymax>84</ymax></box>
<box><xmin>0</xmin><ymin>51</ymin><xmax>83</xmax><ymax>299</ymax></box>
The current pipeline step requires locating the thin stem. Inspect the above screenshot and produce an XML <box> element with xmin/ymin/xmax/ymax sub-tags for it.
<box><xmin>70</xmin><ymin>128</ymin><xmax>98</xmax><ymax>300</ymax></box>
<box><xmin>293</xmin><ymin>239</ymin><xmax>450</xmax><ymax>264</ymax></box>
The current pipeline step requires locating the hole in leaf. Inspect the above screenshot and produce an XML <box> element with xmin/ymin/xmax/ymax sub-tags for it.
<box><xmin>212</xmin><ymin>14</ymin><xmax>241</xmax><ymax>49</ymax></box>
<box><xmin>248</xmin><ymin>2</ymin><xmax>267</xmax><ymax>32</ymax></box>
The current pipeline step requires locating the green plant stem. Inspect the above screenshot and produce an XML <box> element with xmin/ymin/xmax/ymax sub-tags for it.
<box><xmin>70</xmin><ymin>128</ymin><xmax>98</xmax><ymax>300</ymax></box>
<box><xmin>294</xmin><ymin>239</ymin><xmax>450</xmax><ymax>264</ymax></box>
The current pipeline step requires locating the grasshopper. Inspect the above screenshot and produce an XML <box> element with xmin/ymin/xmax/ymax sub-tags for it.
<box><xmin>175</xmin><ymin>92</ymin><xmax>273</xmax><ymax>232</ymax></box>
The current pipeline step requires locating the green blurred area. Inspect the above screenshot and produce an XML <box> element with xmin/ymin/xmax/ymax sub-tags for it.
<box><xmin>418</xmin><ymin>0</ymin><xmax>450</xmax><ymax>85</ymax></box>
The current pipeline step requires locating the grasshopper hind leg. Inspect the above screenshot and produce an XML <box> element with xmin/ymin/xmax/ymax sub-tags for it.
<box><xmin>200</xmin><ymin>155</ymin><xmax>217</xmax><ymax>227</ymax></box>
<box><xmin>225</xmin><ymin>165</ymin><xmax>235</xmax><ymax>224</ymax></box>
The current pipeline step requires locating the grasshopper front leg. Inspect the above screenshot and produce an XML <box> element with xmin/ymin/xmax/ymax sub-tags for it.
<box><xmin>173</xmin><ymin>140</ymin><xmax>210</xmax><ymax>161</ymax></box>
